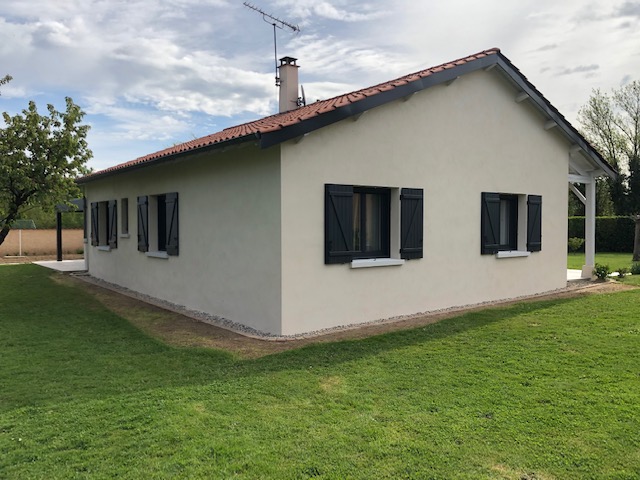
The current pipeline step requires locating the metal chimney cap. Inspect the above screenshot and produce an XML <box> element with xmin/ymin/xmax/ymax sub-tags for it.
<box><xmin>279</xmin><ymin>56</ymin><xmax>298</xmax><ymax>66</ymax></box>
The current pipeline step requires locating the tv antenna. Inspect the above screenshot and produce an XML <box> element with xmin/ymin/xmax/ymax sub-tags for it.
<box><xmin>243</xmin><ymin>2</ymin><xmax>300</xmax><ymax>86</ymax></box>
<box><xmin>297</xmin><ymin>84</ymin><xmax>306</xmax><ymax>107</ymax></box>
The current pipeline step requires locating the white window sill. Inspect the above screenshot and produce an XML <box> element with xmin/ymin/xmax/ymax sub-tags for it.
<box><xmin>119</xmin><ymin>233</ymin><xmax>130</xmax><ymax>238</ymax></box>
<box><xmin>495</xmin><ymin>250</ymin><xmax>530</xmax><ymax>258</ymax></box>
<box><xmin>97</xmin><ymin>246</ymin><xmax>111</xmax><ymax>252</ymax></box>
<box><xmin>145</xmin><ymin>251</ymin><xmax>169</xmax><ymax>259</ymax></box>
<box><xmin>351</xmin><ymin>258</ymin><xmax>405</xmax><ymax>269</ymax></box>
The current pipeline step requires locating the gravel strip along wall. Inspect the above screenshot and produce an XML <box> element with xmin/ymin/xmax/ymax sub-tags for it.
<box><xmin>73</xmin><ymin>272</ymin><xmax>597</xmax><ymax>341</ymax></box>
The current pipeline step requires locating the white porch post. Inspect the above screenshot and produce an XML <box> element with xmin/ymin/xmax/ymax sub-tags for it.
<box><xmin>582</xmin><ymin>175</ymin><xmax>596</xmax><ymax>278</ymax></box>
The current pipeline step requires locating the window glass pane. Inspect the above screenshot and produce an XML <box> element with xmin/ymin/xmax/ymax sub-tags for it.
<box><xmin>121</xmin><ymin>198</ymin><xmax>129</xmax><ymax>234</ymax></box>
<box><xmin>364</xmin><ymin>193</ymin><xmax>382</xmax><ymax>252</ymax></box>
<box><xmin>352</xmin><ymin>193</ymin><xmax>361</xmax><ymax>251</ymax></box>
<box><xmin>157</xmin><ymin>195</ymin><xmax>167</xmax><ymax>251</ymax></box>
<box><xmin>500</xmin><ymin>199</ymin><xmax>510</xmax><ymax>245</ymax></box>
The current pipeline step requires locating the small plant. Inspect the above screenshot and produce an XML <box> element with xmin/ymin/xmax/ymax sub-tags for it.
<box><xmin>593</xmin><ymin>263</ymin><xmax>611</xmax><ymax>281</ymax></box>
<box><xmin>617</xmin><ymin>267</ymin><xmax>630</xmax><ymax>279</ymax></box>
<box><xmin>568</xmin><ymin>237</ymin><xmax>585</xmax><ymax>253</ymax></box>
<box><xmin>631</xmin><ymin>263</ymin><xmax>640</xmax><ymax>275</ymax></box>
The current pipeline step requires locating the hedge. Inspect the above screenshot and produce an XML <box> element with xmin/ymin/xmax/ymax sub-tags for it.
<box><xmin>13</xmin><ymin>211</ymin><xmax>84</xmax><ymax>230</ymax></box>
<box><xmin>568</xmin><ymin>216</ymin><xmax>635</xmax><ymax>252</ymax></box>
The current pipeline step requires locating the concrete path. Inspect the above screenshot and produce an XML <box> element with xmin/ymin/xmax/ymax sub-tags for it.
<box><xmin>567</xmin><ymin>269</ymin><xmax>585</xmax><ymax>281</ymax></box>
<box><xmin>33</xmin><ymin>259</ymin><xmax>86</xmax><ymax>272</ymax></box>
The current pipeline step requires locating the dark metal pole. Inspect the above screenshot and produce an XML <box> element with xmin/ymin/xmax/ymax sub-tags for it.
<box><xmin>56</xmin><ymin>211</ymin><xmax>63</xmax><ymax>261</ymax></box>
<box><xmin>273</xmin><ymin>23</ymin><xmax>279</xmax><ymax>86</ymax></box>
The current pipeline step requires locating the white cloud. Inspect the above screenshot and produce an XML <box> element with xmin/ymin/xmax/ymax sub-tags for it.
<box><xmin>1</xmin><ymin>0</ymin><xmax>639</xmax><ymax>170</ymax></box>
<box><xmin>273</xmin><ymin>0</ymin><xmax>385</xmax><ymax>22</ymax></box>
<box><xmin>287</xmin><ymin>34</ymin><xmax>413</xmax><ymax>82</ymax></box>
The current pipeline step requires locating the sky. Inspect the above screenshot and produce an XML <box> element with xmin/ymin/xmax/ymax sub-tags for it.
<box><xmin>0</xmin><ymin>0</ymin><xmax>639</xmax><ymax>172</ymax></box>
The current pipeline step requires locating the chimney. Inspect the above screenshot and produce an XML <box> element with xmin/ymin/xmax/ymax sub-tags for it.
<box><xmin>278</xmin><ymin>56</ymin><xmax>299</xmax><ymax>113</ymax></box>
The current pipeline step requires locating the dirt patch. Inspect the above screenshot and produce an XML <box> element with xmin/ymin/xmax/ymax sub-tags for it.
<box><xmin>51</xmin><ymin>273</ymin><xmax>637</xmax><ymax>359</ymax></box>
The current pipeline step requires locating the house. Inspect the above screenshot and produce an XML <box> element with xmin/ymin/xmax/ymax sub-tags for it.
<box><xmin>77</xmin><ymin>48</ymin><xmax>615</xmax><ymax>337</ymax></box>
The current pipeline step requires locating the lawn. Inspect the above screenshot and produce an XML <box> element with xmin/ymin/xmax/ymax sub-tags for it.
<box><xmin>567</xmin><ymin>251</ymin><xmax>638</xmax><ymax>271</ymax></box>
<box><xmin>1</xmin><ymin>265</ymin><xmax>639</xmax><ymax>479</ymax></box>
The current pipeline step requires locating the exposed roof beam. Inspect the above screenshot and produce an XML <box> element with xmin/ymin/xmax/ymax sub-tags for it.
<box><xmin>569</xmin><ymin>158</ymin><xmax>589</xmax><ymax>177</ymax></box>
<box><xmin>484</xmin><ymin>63</ymin><xmax>497</xmax><ymax>71</ymax></box>
<box><xmin>352</xmin><ymin>112</ymin><xmax>366</xmax><ymax>121</ymax></box>
<box><xmin>570</xmin><ymin>144</ymin><xmax>582</xmax><ymax>155</ymax></box>
<box><xmin>569</xmin><ymin>183</ymin><xmax>587</xmax><ymax>205</ymax></box>
<box><xmin>402</xmin><ymin>92</ymin><xmax>416</xmax><ymax>102</ymax></box>
<box><xmin>446</xmin><ymin>76</ymin><xmax>459</xmax><ymax>86</ymax></box>
<box><xmin>515</xmin><ymin>92</ymin><xmax>529</xmax><ymax>103</ymax></box>
<box><xmin>294</xmin><ymin>133</ymin><xmax>309</xmax><ymax>144</ymax></box>
<box><xmin>544</xmin><ymin>120</ymin><xmax>557</xmax><ymax>130</ymax></box>
<box><xmin>568</xmin><ymin>173</ymin><xmax>592</xmax><ymax>184</ymax></box>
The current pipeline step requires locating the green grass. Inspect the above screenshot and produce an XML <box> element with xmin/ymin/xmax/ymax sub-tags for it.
<box><xmin>567</xmin><ymin>251</ymin><xmax>638</xmax><ymax>271</ymax></box>
<box><xmin>619</xmin><ymin>275</ymin><xmax>640</xmax><ymax>287</ymax></box>
<box><xmin>1</xmin><ymin>265</ymin><xmax>640</xmax><ymax>479</ymax></box>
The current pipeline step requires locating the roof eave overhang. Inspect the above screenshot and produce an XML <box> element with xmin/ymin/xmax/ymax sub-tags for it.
<box><xmin>76</xmin><ymin>133</ymin><xmax>259</xmax><ymax>185</ymax></box>
<box><xmin>493</xmin><ymin>54</ymin><xmax>617</xmax><ymax>180</ymax></box>
<box><xmin>79</xmin><ymin>49</ymin><xmax>616</xmax><ymax>185</ymax></box>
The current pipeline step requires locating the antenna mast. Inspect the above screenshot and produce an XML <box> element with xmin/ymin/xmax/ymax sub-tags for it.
<box><xmin>243</xmin><ymin>2</ymin><xmax>300</xmax><ymax>86</ymax></box>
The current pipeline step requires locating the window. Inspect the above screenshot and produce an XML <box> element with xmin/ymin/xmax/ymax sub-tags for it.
<box><xmin>90</xmin><ymin>200</ymin><xmax>117</xmax><ymax>249</ymax></box>
<box><xmin>481</xmin><ymin>192</ymin><xmax>541</xmax><ymax>255</ymax></box>
<box><xmin>325</xmin><ymin>184</ymin><xmax>423</xmax><ymax>264</ymax></box>
<box><xmin>121</xmin><ymin>198</ymin><xmax>129</xmax><ymax>235</ymax></box>
<box><xmin>352</xmin><ymin>187</ymin><xmax>390</xmax><ymax>259</ymax></box>
<box><xmin>137</xmin><ymin>192</ymin><xmax>179</xmax><ymax>256</ymax></box>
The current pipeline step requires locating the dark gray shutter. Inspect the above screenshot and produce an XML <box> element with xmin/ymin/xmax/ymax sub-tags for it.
<box><xmin>527</xmin><ymin>195</ymin><xmax>542</xmax><ymax>252</ymax></box>
<box><xmin>83</xmin><ymin>197</ymin><xmax>87</xmax><ymax>241</ymax></box>
<box><xmin>325</xmin><ymin>184</ymin><xmax>355</xmax><ymax>264</ymax></box>
<box><xmin>400</xmin><ymin>188</ymin><xmax>423</xmax><ymax>259</ymax></box>
<box><xmin>165</xmin><ymin>192</ymin><xmax>179</xmax><ymax>256</ymax></box>
<box><xmin>90</xmin><ymin>202</ymin><xmax>98</xmax><ymax>246</ymax></box>
<box><xmin>108</xmin><ymin>200</ymin><xmax>118</xmax><ymax>249</ymax></box>
<box><xmin>481</xmin><ymin>192</ymin><xmax>501</xmax><ymax>254</ymax></box>
<box><xmin>137</xmin><ymin>196</ymin><xmax>149</xmax><ymax>252</ymax></box>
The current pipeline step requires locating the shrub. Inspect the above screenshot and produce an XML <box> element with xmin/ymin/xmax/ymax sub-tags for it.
<box><xmin>568</xmin><ymin>237</ymin><xmax>585</xmax><ymax>252</ymax></box>
<box><xmin>15</xmin><ymin>209</ymin><xmax>84</xmax><ymax>229</ymax></box>
<box><xmin>617</xmin><ymin>267</ymin><xmax>630</xmax><ymax>279</ymax></box>
<box><xmin>631</xmin><ymin>263</ymin><xmax>640</xmax><ymax>275</ymax></box>
<box><xmin>593</xmin><ymin>263</ymin><xmax>611</xmax><ymax>280</ymax></box>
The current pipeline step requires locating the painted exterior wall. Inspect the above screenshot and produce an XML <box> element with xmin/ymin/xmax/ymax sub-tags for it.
<box><xmin>84</xmin><ymin>68</ymin><xmax>571</xmax><ymax>337</ymax></box>
<box><xmin>84</xmin><ymin>145</ymin><xmax>283</xmax><ymax>334</ymax></box>
<box><xmin>279</xmin><ymin>69</ymin><xmax>569</xmax><ymax>335</ymax></box>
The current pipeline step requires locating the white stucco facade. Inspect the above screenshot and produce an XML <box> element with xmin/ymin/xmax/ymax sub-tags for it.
<box><xmin>279</xmin><ymin>69</ymin><xmax>568</xmax><ymax>335</ymax></box>
<box><xmin>84</xmin><ymin>146</ymin><xmax>283</xmax><ymax>334</ymax></box>
<box><xmin>84</xmin><ymin>67</ymin><xmax>573</xmax><ymax>336</ymax></box>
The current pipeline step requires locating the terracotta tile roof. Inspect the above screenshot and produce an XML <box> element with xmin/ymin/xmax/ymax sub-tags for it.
<box><xmin>79</xmin><ymin>48</ymin><xmax>501</xmax><ymax>182</ymax></box>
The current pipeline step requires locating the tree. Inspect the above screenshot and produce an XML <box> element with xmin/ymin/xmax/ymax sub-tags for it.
<box><xmin>578</xmin><ymin>81</ymin><xmax>640</xmax><ymax>260</ymax></box>
<box><xmin>0</xmin><ymin>74</ymin><xmax>12</xmax><ymax>92</ymax></box>
<box><xmin>0</xmin><ymin>97</ymin><xmax>92</xmax><ymax>246</ymax></box>
<box><xmin>579</xmin><ymin>81</ymin><xmax>640</xmax><ymax>212</ymax></box>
